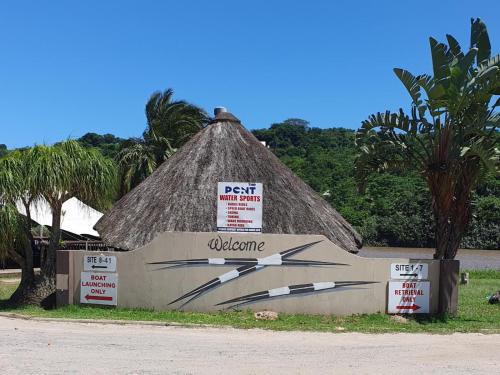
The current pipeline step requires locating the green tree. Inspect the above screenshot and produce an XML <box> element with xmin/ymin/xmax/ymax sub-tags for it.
<box><xmin>116</xmin><ymin>137</ymin><xmax>165</xmax><ymax>193</ymax></box>
<box><xmin>253</xmin><ymin>121</ymin><xmax>497</xmax><ymax>250</ymax></box>
<box><xmin>0</xmin><ymin>144</ymin><xmax>8</xmax><ymax>158</ymax></box>
<box><xmin>78</xmin><ymin>133</ymin><xmax>125</xmax><ymax>159</ymax></box>
<box><xmin>0</xmin><ymin>205</ymin><xmax>34</xmax><ymax>300</ymax></box>
<box><xmin>117</xmin><ymin>88</ymin><xmax>208</xmax><ymax>193</ymax></box>
<box><xmin>461</xmin><ymin>170</ymin><xmax>500</xmax><ymax>249</ymax></box>
<box><xmin>356</xmin><ymin>18</ymin><xmax>499</xmax><ymax>260</ymax></box>
<box><xmin>282</xmin><ymin>118</ymin><xmax>310</xmax><ymax>129</ymax></box>
<box><xmin>0</xmin><ymin>141</ymin><xmax>118</xmax><ymax>305</ymax></box>
<box><xmin>0</xmin><ymin>150</ymin><xmax>37</xmax><ymax>304</ymax></box>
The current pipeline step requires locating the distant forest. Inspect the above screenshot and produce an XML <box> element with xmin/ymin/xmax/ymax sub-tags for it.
<box><xmin>253</xmin><ymin>120</ymin><xmax>499</xmax><ymax>250</ymax></box>
<box><xmin>3</xmin><ymin>120</ymin><xmax>498</xmax><ymax>249</ymax></box>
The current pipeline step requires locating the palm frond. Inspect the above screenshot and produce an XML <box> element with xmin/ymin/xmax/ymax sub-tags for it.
<box><xmin>394</xmin><ymin>68</ymin><xmax>426</xmax><ymax>117</ymax></box>
<box><xmin>446</xmin><ymin>34</ymin><xmax>464</xmax><ymax>59</ymax></box>
<box><xmin>470</xmin><ymin>18</ymin><xmax>491</xmax><ymax>64</ymax></box>
<box><xmin>429</xmin><ymin>37</ymin><xmax>452</xmax><ymax>82</ymax></box>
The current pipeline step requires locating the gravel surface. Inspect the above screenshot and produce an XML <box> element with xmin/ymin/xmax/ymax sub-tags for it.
<box><xmin>1</xmin><ymin>317</ymin><xmax>499</xmax><ymax>374</ymax></box>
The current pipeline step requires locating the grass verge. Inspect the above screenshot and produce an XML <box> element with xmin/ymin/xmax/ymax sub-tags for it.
<box><xmin>1</xmin><ymin>269</ymin><xmax>499</xmax><ymax>333</ymax></box>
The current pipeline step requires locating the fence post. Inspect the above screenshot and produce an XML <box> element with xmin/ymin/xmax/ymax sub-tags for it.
<box><xmin>56</xmin><ymin>250</ymin><xmax>71</xmax><ymax>307</ymax></box>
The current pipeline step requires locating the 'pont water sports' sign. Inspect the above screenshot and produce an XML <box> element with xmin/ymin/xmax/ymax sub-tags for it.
<box><xmin>388</xmin><ymin>281</ymin><xmax>430</xmax><ymax>314</ymax></box>
<box><xmin>80</xmin><ymin>272</ymin><xmax>118</xmax><ymax>306</ymax></box>
<box><xmin>217</xmin><ymin>182</ymin><xmax>263</xmax><ymax>233</ymax></box>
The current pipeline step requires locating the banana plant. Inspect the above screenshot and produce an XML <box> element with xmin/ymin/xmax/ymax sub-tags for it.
<box><xmin>356</xmin><ymin>18</ymin><xmax>499</xmax><ymax>260</ymax></box>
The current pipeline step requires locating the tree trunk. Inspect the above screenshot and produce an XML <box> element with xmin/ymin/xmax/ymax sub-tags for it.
<box><xmin>43</xmin><ymin>201</ymin><xmax>62</xmax><ymax>279</ymax></box>
<box><xmin>21</xmin><ymin>200</ymin><xmax>35</xmax><ymax>280</ymax></box>
<box><xmin>8</xmin><ymin>273</ymin><xmax>55</xmax><ymax>307</ymax></box>
<box><xmin>7</xmin><ymin>228</ymin><xmax>54</xmax><ymax>307</ymax></box>
<box><xmin>434</xmin><ymin>213</ymin><xmax>464</xmax><ymax>260</ymax></box>
<box><xmin>429</xmin><ymin>169</ymin><xmax>475</xmax><ymax>260</ymax></box>
<box><xmin>7</xmin><ymin>200</ymin><xmax>64</xmax><ymax>308</ymax></box>
<box><xmin>427</xmin><ymin>164</ymin><xmax>477</xmax><ymax>314</ymax></box>
<box><xmin>18</xmin><ymin>199</ymin><xmax>64</xmax><ymax>307</ymax></box>
<box><xmin>7</xmin><ymin>243</ymin><xmax>36</xmax><ymax>306</ymax></box>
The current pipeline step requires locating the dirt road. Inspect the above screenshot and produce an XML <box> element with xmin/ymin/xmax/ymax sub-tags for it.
<box><xmin>0</xmin><ymin>317</ymin><xmax>498</xmax><ymax>374</ymax></box>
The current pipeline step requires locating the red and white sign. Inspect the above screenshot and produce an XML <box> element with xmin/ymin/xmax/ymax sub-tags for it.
<box><xmin>388</xmin><ymin>281</ymin><xmax>430</xmax><ymax>314</ymax></box>
<box><xmin>217</xmin><ymin>182</ymin><xmax>263</xmax><ymax>233</ymax></box>
<box><xmin>80</xmin><ymin>272</ymin><xmax>118</xmax><ymax>306</ymax></box>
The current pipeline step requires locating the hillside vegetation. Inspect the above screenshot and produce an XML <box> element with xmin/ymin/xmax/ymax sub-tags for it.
<box><xmin>2</xmin><ymin>121</ymin><xmax>498</xmax><ymax>249</ymax></box>
<box><xmin>76</xmin><ymin>121</ymin><xmax>499</xmax><ymax>249</ymax></box>
<box><xmin>252</xmin><ymin>120</ymin><xmax>499</xmax><ymax>249</ymax></box>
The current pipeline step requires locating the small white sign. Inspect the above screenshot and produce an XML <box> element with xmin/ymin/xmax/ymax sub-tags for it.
<box><xmin>391</xmin><ymin>263</ymin><xmax>428</xmax><ymax>280</ymax></box>
<box><xmin>388</xmin><ymin>281</ymin><xmax>430</xmax><ymax>314</ymax></box>
<box><xmin>217</xmin><ymin>182</ymin><xmax>263</xmax><ymax>233</ymax></box>
<box><xmin>84</xmin><ymin>254</ymin><xmax>117</xmax><ymax>272</ymax></box>
<box><xmin>80</xmin><ymin>272</ymin><xmax>118</xmax><ymax>306</ymax></box>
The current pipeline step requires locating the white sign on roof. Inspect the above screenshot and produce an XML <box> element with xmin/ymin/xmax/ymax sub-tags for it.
<box><xmin>16</xmin><ymin>197</ymin><xmax>103</xmax><ymax>237</ymax></box>
<box><xmin>217</xmin><ymin>182</ymin><xmax>263</xmax><ymax>233</ymax></box>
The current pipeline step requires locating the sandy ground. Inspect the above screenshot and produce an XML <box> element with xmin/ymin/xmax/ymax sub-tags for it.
<box><xmin>0</xmin><ymin>317</ymin><xmax>499</xmax><ymax>374</ymax></box>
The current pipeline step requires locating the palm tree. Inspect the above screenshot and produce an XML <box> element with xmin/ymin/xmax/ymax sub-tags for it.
<box><xmin>115</xmin><ymin>138</ymin><xmax>161</xmax><ymax>193</ymax></box>
<box><xmin>117</xmin><ymin>89</ymin><xmax>208</xmax><ymax>193</ymax></box>
<box><xmin>0</xmin><ymin>150</ymin><xmax>39</xmax><ymax>303</ymax></box>
<box><xmin>356</xmin><ymin>18</ymin><xmax>499</xmax><ymax>261</ymax></box>
<box><xmin>0</xmin><ymin>204</ymin><xmax>35</xmax><ymax>303</ymax></box>
<box><xmin>29</xmin><ymin>141</ymin><xmax>118</xmax><ymax>278</ymax></box>
<box><xmin>0</xmin><ymin>141</ymin><xmax>118</xmax><ymax>305</ymax></box>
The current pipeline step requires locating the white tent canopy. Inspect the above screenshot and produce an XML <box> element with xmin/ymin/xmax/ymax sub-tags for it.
<box><xmin>16</xmin><ymin>197</ymin><xmax>103</xmax><ymax>238</ymax></box>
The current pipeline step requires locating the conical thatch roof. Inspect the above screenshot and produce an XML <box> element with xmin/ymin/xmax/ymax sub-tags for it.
<box><xmin>96</xmin><ymin>110</ymin><xmax>362</xmax><ymax>252</ymax></box>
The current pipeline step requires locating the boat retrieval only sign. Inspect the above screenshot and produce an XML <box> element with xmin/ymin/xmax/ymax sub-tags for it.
<box><xmin>388</xmin><ymin>281</ymin><xmax>430</xmax><ymax>314</ymax></box>
<box><xmin>80</xmin><ymin>272</ymin><xmax>118</xmax><ymax>306</ymax></box>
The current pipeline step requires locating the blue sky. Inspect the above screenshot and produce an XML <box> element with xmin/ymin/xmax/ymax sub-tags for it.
<box><xmin>1</xmin><ymin>0</ymin><xmax>499</xmax><ymax>148</ymax></box>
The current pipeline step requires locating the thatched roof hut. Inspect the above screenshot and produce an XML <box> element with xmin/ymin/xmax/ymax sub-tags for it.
<box><xmin>95</xmin><ymin>109</ymin><xmax>362</xmax><ymax>252</ymax></box>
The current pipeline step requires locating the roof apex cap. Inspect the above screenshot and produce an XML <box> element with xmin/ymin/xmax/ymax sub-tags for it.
<box><xmin>214</xmin><ymin>106</ymin><xmax>227</xmax><ymax>116</ymax></box>
<box><xmin>211</xmin><ymin>107</ymin><xmax>241</xmax><ymax>124</ymax></box>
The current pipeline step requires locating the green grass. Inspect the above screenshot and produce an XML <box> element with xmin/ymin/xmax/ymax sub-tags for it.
<box><xmin>1</xmin><ymin>270</ymin><xmax>499</xmax><ymax>333</ymax></box>
<box><xmin>466</xmin><ymin>269</ymin><xmax>500</xmax><ymax>279</ymax></box>
<box><xmin>0</xmin><ymin>282</ymin><xmax>17</xmax><ymax>300</ymax></box>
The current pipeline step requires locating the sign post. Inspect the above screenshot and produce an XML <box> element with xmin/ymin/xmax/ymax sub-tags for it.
<box><xmin>217</xmin><ymin>182</ymin><xmax>263</xmax><ymax>232</ymax></box>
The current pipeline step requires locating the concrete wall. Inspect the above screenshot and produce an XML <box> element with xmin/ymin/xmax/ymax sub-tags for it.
<box><xmin>57</xmin><ymin>232</ymin><xmax>447</xmax><ymax>315</ymax></box>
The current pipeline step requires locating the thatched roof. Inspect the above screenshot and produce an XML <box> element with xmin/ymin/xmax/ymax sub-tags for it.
<box><xmin>95</xmin><ymin>110</ymin><xmax>362</xmax><ymax>252</ymax></box>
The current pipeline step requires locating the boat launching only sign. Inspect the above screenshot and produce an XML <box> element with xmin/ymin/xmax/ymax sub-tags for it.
<box><xmin>80</xmin><ymin>272</ymin><xmax>118</xmax><ymax>306</ymax></box>
<box><xmin>217</xmin><ymin>182</ymin><xmax>263</xmax><ymax>233</ymax></box>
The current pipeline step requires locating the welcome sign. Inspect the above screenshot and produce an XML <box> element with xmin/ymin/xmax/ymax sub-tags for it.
<box><xmin>56</xmin><ymin>232</ymin><xmax>445</xmax><ymax>315</ymax></box>
<box><xmin>217</xmin><ymin>182</ymin><xmax>263</xmax><ymax>232</ymax></box>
